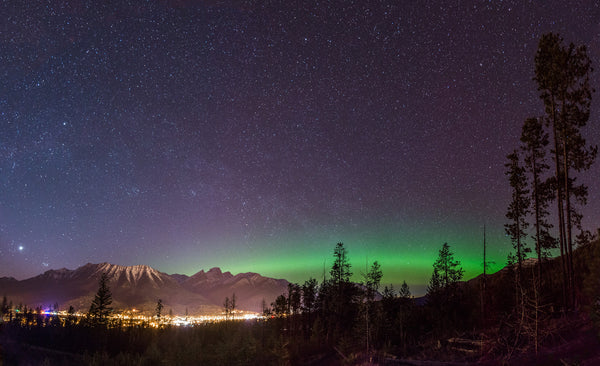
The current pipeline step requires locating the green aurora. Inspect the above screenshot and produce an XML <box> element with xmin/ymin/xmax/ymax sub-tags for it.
<box><xmin>159</xmin><ymin>220</ymin><xmax>511</xmax><ymax>296</ymax></box>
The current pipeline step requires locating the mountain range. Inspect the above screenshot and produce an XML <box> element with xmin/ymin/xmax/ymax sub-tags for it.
<box><xmin>0</xmin><ymin>263</ymin><xmax>289</xmax><ymax>314</ymax></box>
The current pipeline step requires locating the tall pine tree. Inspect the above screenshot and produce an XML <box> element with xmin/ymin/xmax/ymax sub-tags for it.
<box><xmin>325</xmin><ymin>242</ymin><xmax>359</xmax><ymax>340</ymax></box>
<box><xmin>520</xmin><ymin>117</ymin><xmax>554</xmax><ymax>282</ymax></box>
<box><xmin>505</xmin><ymin>150</ymin><xmax>531</xmax><ymax>278</ymax></box>
<box><xmin>534</xmin><ymin>33</ymin><xmax>597</xmax><ymax>308</ymax></box>
<box><xmin>88</xmin><ymin>272</ymin><xmax>113</xmax><ymax>326</ymax></box>
<box><xmin>426</xmin><ymin>242</ymin><xmax>464</xmax><ymax>334</ymax></box>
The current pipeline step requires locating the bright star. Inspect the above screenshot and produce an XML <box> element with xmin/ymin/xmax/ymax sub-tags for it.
<box><xmin>18</xmin><ymin>246</ymin><xmax>24</xmax><ymax>251</ymax></box>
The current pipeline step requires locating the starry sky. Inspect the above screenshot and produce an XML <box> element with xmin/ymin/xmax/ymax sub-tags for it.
<box><xmin>1</xmin><ymin>0</ymin><xmax>600</xmax><ymax>295</ymax></box>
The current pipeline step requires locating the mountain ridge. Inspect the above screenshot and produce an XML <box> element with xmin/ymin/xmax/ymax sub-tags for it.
<box><xmin>0</xmin><ymin>262</ymin><xmax>289</xmax><ymax>315</ymax></box>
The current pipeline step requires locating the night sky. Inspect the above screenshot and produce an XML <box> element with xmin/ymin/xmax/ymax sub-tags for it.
<box><xmin>1</xmin><ymin>1</ymin><xmax>599</xmax><ymax>295</ymax></box>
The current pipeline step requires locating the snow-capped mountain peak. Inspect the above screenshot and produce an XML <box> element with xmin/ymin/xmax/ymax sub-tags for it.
<box><xmin>1</xmin><ymin>262</ymin><xmax>289</xmax><ymax>314</ymax></box>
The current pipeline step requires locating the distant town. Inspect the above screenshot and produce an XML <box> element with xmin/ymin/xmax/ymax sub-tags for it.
<box><xmin>1</xmin><ymin>307</ymin><xmax>262</xmax><ymax>328</ymax></box>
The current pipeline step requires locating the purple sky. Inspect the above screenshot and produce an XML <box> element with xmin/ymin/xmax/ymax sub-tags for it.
<box><xmin>1</xmin><ymin>1</ymin><xmax>599</xmax><ymax>293</ymax></box>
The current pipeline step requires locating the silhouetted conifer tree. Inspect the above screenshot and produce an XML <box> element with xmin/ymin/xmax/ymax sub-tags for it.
<box><xmin>301</xmin><ymin>278</ymin><xmax>318</xmax><ymax>315</ymax></box>
<box><xmin>398</xmin><ymin>281</ymin><xmax>411</xmax><ymax>299</ymax></box>
<box><xmin>535</xmin><ymin>32</ymin><xmax>597</xmax><ymax>308</ymax></box>
<box><xmin>223</xmin><ymin>293</ymin><xmax>238</xmax><ymax>320</ymax></box>
<box><xmin>363</xmin><ymin>261</ymin><xmax>382</xmax><ymax>354</ymax></box>
<box><xmin>301</xmin><ymin>278</ymin><xmax>318</xmax><ymax>337</ymax></box>
<box><xmin>505</xmin><ymin>150</ymin><xmax>531</xmax><ymax>278</ymax></box>
<box><xmin>321</xmin><ymin>242</ymin><xmax>360</xmax><ymax>342</ymax></box>
<box><xmin>428</xmin><ymin>243</ymin><xmax>464</xmax><ymax>291</ymax></box>
<box><xmin>66</xmin><ymin>305</ymin><xmax>76</xmax><ymax>326</ymax></box>
<box><xmin>331</xmin><ymin>242</ymin><xmax>351</xmax><ymax>286</ymax></box>
<box><xmin>231</xmin><ymin>293</ymin><xmax>237</xmax><ymax>319</ymax></box>
<box><xmin>427</xmin><ymin>243</ymin><xmax>464</xmax><ymax>335</ymax></box>
<box><xmin>288</xmin><ymin>283</ymin><xmax>301</xmax><ymax>315</ymax></box>
<box><xmin>520</xmin><ymin>117</ymin><xmax>554</xmax><ymax>281</ymax></box>
<box><xmin>272</xmin><ymin>294</ymin><xmax>288</xmax><ymax>317</ymax></box>
<box><xmin>88</xmin><ymin>272</ymin><xmax>113</xmax><ymax>326</ymax></box>
<box><xmin>155</xmin><ymin>299</ymin><xmax>163</xmax><ymax>320</ymax></box>
<box><xmin>1</xmin><ymin>295</ymin><xmax>8</xmax><ymax>318</ymax></box>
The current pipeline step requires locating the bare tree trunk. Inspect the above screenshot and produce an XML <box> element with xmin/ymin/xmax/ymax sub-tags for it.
<box><xmin>517</xmin><ymin>211</ymin><xmax>523</xmax><ymax>278</ymax></box>
<box><xmin>559</xmin><ymin>95</ymin><xmax>575</xmax><ymax>311</ymax></box>
<box><xmin>532</xmin><ymin>160</ymin><xmax>543</xmax><ymax>282</ymax></box>
<box><xmin>550</xmin><ymin>97</ymin><xmax>569</xmax><ymax>311</ymax></box>
<box><xmin>563</xmin><ymin>140</ymin><xmax>575</xmax><ymax>309</ymax></box>
<box><xmin>481</xmin><ymin>225</ymin><xmax>487</xmax><ymax>328</ymax></box>
<box><xmin>531</xmin><ymin>266</ymin><xmax>540</xmax><ymax>355</ymax></box>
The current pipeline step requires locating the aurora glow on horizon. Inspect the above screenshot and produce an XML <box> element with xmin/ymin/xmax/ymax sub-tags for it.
<box><xmin>1</xmin><ymin>1</ymin><xmax>599</xmax><ymax>295</ymax></box>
